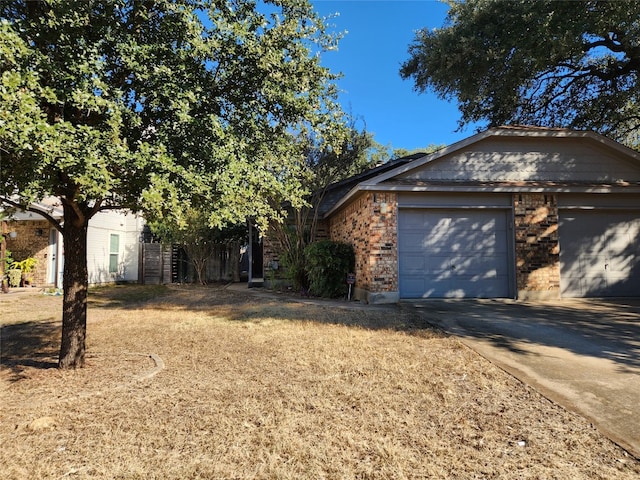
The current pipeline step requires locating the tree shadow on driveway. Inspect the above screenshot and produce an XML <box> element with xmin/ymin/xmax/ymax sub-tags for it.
<box><xmin>409</xmin><ymin>298</ymin><xmax>640</xmax><ymax>372</ymax></box>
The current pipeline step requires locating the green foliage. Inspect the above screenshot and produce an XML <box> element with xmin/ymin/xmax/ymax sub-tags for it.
<box><xmin>276</xmin><ymin>224</ymin><xmax>310</xmax><ymax>291</ymax></box>
<box><xmin>304</xmin><ymin>240</ymin><xmax>354</xmax><ymax>298</ymax></box>
<box><xmin>10</xmin><ymin>256</ymin><xmax>37</xmax><ymax>274</ymax></box>
<box><xmin>401</xmin><ymin>0</ymin><xmax>640</xmax><ymax>147</ymax></box>
<box><xmin>1</xmin><ymin>0</ymin><xmax>347</xmax><ymax>227</ymax></box>
<box><xmin>270</xmin><ymin>123</ymin><xmax>374</xmax><ymax>290</ymax></box>
<box><xmin>7</xmin><ymin>269</ymin><xmax>22</xmax><ymax>288</ymax></box>
<box><xmin>1</xmin><ymin>245</ymin><xmax>12</xmax><ymax>273</ymax></box>
<box><xmin>0</xmin><ymin>0</ymin><xmax>348</xmax><ymax>366</ymax></box>
<box><xmin>392</xmin><ymin>145</ymin><xmax>444</xmax><ymax>159</ymax></box>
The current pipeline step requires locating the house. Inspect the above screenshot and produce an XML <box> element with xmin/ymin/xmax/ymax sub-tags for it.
<box><xmin>265</xmin><ymin>126</ymin><xmax>640</xmax><ymax>303</ymax></box>
<box><xmin>3</xmin><ymin>199</ymin><xmax>145</xmax><ymax>288</ymax></box>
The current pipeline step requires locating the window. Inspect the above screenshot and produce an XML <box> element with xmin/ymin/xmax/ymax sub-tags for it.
<box><xmin>109</xmin><ymin>234</ymin><xmax>119</xmax><ymax>274</ymax></box>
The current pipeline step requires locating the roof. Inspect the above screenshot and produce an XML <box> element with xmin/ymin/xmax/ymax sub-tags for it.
<box><xmin>317</xmin><ymin>152</ymin><xmax>427</xmax><ymax>217</ymax></box>
<box><xmin>1</xmin><ymin>197</ymin><xmax>64</xmax><ymax>221</ymax></box>
<box><xmin>321</xmin><ymin>126</ymin><xmax>640</xmax><ymax>218</ymax></box>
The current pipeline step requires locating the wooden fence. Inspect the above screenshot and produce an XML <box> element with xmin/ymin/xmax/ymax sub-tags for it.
<box><xmin>140</xmin><ymin>242</ymin><xmax>241</xmax><ymax>285</ymax></box>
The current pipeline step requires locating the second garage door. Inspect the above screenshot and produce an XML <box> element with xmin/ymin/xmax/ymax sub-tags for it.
<box><xmin>398</xmin><ymin>209</ymin><xmax>512</xmax><ymax>298</ymax></box>
<box><xmin>559</xmin><ymin>210</ymin><xmax>640</xmax><ymax>297</ymax></box>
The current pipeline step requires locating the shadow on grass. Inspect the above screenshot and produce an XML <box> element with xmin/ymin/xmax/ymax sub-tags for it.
<box><xmin>223</xmin><ymin>298</ymin><xmax>445</xmax><ymax>339</ymax></box>
<box><xmin>87</xmin><ymin>284</ymin><xmax>171</xmax><ymax>308</ymax></box>
<box><xmin>1</xmin><ymin>320</ymin><xmax>60</xmax><ymax>381</ymax></box>
<box><xmin>96</xmin><ymin>283</ymin><xmax>446</xmax><ymax>337</ymax></box>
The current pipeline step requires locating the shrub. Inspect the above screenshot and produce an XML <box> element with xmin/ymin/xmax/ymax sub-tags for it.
<box><xmin>304</xmin><ymin>241</ymin><xmax>355</xmax><ymax>298</ymax></box>
<box><xmin>7</xmin><ymin>269</ymin><xmax>22</xmax><ymax>288</ymax></box>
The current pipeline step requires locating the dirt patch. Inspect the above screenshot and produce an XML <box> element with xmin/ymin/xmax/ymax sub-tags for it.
<box><xmin>1</xmin><ymin>284</ymin><xmax>638</xmax><ymax>479</ymax></box>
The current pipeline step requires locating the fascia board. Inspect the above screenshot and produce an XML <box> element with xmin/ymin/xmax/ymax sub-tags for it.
<box><xmin>359</xmin><ymin>183</ymin><xmax>640</xmax><ymax>194</ymax></box>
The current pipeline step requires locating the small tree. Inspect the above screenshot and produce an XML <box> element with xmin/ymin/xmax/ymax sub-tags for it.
<box><xmin>271</xmin><ymin>124</ymin><xmax>374</xmax><ymax>290</ymax></box>
<box><xmin>149</xmin><ymin>209</ymin><xmax>246</xmax><ymax>285</ymax></box>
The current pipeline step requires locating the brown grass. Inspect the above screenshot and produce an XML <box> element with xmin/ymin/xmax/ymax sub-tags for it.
<box><xmin>1</xmin><ymin>284</ymin><xmax>638</xmax><ymax>479</ymax></box>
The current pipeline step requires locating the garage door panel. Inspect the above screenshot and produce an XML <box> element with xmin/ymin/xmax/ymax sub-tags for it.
<box><xmin>399</xmin><ymin>233</ymin><xmax>427</xmax><ymax>251</ymax></box>
<box><xmin>399</xmin><ymin>209</ymin><xmax>511</xmax><ymax>298</ymax></box>
<box><xmin>449</xmin><ymin>255</ymin><xmax>506</xmax><ymax>276</ymax></box>
<box><xmin>450</xmin><ymin>277</ymin><xmax>508</xmax><ymax>297</ymax></box>
<box><xmin>605</xmin><ymin>254</ymin><xmax>637</xmax><ymax>273</ymax></box>
<box><xmin>560</xmin><ymin>210</ymin><xmax>640</xmax><ymax>297</ymax></box>
<box><xmin>398</xmin><ymin>254</ymin><xmax>425</xmax><ymax>274</ymax></box>
<box><xmin>402</xmin><ymin>277</ymin><xmax>448</xmax><ymax>298</ymax></box>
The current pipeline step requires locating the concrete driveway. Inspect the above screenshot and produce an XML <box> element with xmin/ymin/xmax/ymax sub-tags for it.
<box><xmin>408</xmin><ymin>298</ymin><xmax>640</xmax><ymax>459</ymax></box>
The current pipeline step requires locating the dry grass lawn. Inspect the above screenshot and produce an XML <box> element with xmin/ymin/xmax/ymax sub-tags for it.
<box><xmin>1</xmin><ymin>284</ymin><xmax>639</xmax><ymax>479</ymax></box>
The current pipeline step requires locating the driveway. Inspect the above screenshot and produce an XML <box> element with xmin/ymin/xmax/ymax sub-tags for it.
<box><xmin>408</xmin><ymin>298</ymin><xmax>640</xmax><ymax>459</ymax></box>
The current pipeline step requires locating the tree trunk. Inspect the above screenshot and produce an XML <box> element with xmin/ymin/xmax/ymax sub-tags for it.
<box><xmin>58</xmin><ymin>210</ymin><xmax>89</xmax><ymax>369</ymax></box>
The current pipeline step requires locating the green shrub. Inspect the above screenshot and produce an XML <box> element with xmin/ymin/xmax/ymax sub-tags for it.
<box><xmin>7</xmin><ymin>269</ymin><xmax>22</xmax><ymax>288</ymax></box>
<box><xmin>304</xmin><ymin>240</ymin><xmax>355</xmax><ymax>298</ymax></box>
<box><xmin>10</xmin><ymin>257</ymin><xmax>37</xmax><ymax>273</ymax></box>
<box><xmin>1</xmin><ymin>243</ymin><xmax>12</xmax><ymax>273</ymax></box>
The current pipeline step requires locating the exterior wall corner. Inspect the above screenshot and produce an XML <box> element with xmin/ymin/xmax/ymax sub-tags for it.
<box><xmin>513</xmin><ymin>193</ymin><xmax>561</xmax><ymax>299</ymax></box>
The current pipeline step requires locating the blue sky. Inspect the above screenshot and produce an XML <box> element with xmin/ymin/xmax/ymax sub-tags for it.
<box><xmin>310</xmin><ymin>0</ymin><xmax>483</xmax><ymax>153</ymax></box>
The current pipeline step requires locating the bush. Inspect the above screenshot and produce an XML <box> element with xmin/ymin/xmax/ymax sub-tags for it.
<box><xmin>10</xmin><ymin>257</ymin><xmax>37</xmax><ymax>273</ymax></box>
<box><xmin>7</xmin><ymin>269</ymin><xmax>22</xmax><ymax>288</ymax></box>
<box><xmin>304</xmin><ymin>241</ymin><xmax>355</xmax><ymax>298</ymax></box>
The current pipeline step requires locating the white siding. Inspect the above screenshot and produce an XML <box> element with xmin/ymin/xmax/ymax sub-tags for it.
<box><xmin>87</xmin><ymin>210</ymin><xmax>143</xmax><ymax>284</ymax></box>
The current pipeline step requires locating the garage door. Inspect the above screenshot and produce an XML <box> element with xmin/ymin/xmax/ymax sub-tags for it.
<box><xmin>398</xmin><ymin>209</ymin><xmax>511</xmax><ymax>298</ymax></box>
<box><xmin>559</xmin><ymin>210</ymin><xmax>640</xmax><ymax>297</ymax></box>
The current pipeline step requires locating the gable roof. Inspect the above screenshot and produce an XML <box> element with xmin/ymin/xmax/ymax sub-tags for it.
<box><xmin>322</xmin><ymin>126</ymin><xmax>640</xmax><ymax>219</ymax></box>
<box><xmin>317</xmin><ymin>152</ymin><xmax>426</xmax><ymax>217</ymax></box>
<box><xmin>368</xmin><ymin>126</ymin><xmax>640</xmax><ymax>185</ymax></box>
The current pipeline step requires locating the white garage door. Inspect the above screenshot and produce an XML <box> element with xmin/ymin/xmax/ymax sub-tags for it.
<box><xmin>559</xmin><ymin>210</ymin><xmax>640</xmax><ymax>297</ymax></box>
<box><xmin>398</xmin><ymin>209</ymin><xmax>511</xmax><ymax>298</ymax></box>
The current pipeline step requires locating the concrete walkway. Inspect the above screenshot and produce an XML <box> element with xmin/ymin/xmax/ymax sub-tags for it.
<box><xmin>408</xmin><ymin>298</ymin><xmax>640</xmax><ymax>459</ymax></box>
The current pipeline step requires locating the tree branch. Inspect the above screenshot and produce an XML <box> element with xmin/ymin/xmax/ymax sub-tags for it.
<box><xmin>0</xmin><ymin>196</ymin><xmax>64</xmax><ymax>234</ymax></box>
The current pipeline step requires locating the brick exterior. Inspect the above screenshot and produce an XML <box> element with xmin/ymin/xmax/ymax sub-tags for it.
<box><xmin>262</xmin><ymin>218</ymin><xmax>336</xmax><ymax>288</ymax></box>
<box><xmin>266</xmin><ymin>192</ymin><xmax>565</xmax><ymax>302</ymax></box>
<box><xmin>513</xmin><ymin>194</ymin><xmax>560</xmax><ymax>298</ymax></box>
<box><xmin>5</xmin><ymin>220</ymin><xmax>52</xmax><ymax>287</ymax></box>
<box><xmin>329</xmin><ymin>192</ymin><xmax>398</xmax><ymax>299</ymax></box>
<box><xmin>262</xmin><ymin>230</ymin><xmax>285</xmax><ymax>285</ymax></box>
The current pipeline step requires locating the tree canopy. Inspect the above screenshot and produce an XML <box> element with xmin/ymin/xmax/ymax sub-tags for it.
<box><xmin>400</xmin><ymin>0</ymin><xmax>640</xmax><ymax>148</ymax></box>
<box><xmin>0</xmin><ymin>0</ymin><xmax>348</xmax><ymax>368</ymax></box>
<box><xmin>271</xmin><ymin>123</ymin><xmax>374</xmax><ymax>290</ymax></box>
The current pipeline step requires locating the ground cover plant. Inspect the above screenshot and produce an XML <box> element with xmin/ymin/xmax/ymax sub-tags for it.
<box><xmin>1</xmin><ymin>285</ymin><xmax>639</xmax><ymax>479</ymax></box>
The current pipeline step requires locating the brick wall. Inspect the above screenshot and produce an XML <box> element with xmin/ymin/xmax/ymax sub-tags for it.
<box><xmin>263</xmin><ymin>218</ymin><xmax>333</xmax><ymax>288</ymax></box>
<box><xmin>5</xmin><ymin>220</ymin><xmax>51</xmax><ymax>287</ymax></box>
<box><xmin>329</xmin><ymin>192</ymin><xmax>398</xmax><ymax>299</ymax></box>
<box><xmin>514</xmin><ymin>194</ymin><xmax>560</xmax><ymax>298</ymax></box>
<box><xmin>262</xmin><ymin>230</ymin><xmax>286</xmax><ymax>286</ymax></box>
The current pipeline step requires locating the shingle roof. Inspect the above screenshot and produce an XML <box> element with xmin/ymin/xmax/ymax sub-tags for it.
<box><xmin>316</xmin><ymin>153</ymin><xmax>428</xmax><ymax>217</ymax></box>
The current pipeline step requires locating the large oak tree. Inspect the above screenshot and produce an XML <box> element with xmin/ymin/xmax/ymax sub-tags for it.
<box><xmin>400</xmin><ymin>0</ymin><xmax>640</xmax><ymax>147</ymax></box>
<box><xmin>0</xmin><ymin>0</ymin><xmax>346</xmax><ymax>368</ymax></box>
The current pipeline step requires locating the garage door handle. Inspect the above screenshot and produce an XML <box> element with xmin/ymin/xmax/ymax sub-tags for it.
<box><xmin>604</xmin><ymin>263</ymin><xmax>608</xmax><ymax>270</ymax></box>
